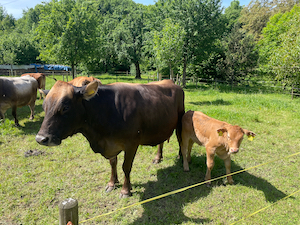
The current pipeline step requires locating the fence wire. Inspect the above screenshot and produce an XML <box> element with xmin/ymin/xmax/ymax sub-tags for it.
<box><xmin>79</xmin><ymin>151</ymin><xmax>300</xmax><ymax>224</ymax></box>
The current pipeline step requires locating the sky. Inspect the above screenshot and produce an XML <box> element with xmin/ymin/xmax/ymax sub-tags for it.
<box><xmin>1</xmin><ymin>0</ymin><xmax>251</xmax><ymax>19</ymax></box>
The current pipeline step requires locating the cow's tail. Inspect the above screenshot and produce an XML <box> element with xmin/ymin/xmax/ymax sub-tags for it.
<box><xmin>176</xmin><ymin>89</ymin><xmax>185</xmax><ymax>158</ymax></box>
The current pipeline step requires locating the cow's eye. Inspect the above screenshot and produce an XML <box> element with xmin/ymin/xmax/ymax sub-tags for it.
<box><xmin>61</xmin><ymin>105</ymin><xmax>70</xmax><ymax>114</ymax></box>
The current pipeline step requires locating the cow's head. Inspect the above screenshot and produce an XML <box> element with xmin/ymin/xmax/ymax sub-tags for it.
<box><xmin>217</xmin><ymin>126</ymin><xmax>256</xmax><ymax>154</ymax></box>
<box><xmin>36</xmin><ymin>80</ymin><xmax>99</xmax><ymax>146</ymax></box>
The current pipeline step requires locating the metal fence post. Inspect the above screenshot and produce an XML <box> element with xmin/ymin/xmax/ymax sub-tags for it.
<box><xmin>59</xmin><ymin>198</ymin><xmax>78</xmax><ymax>225</ymax></box>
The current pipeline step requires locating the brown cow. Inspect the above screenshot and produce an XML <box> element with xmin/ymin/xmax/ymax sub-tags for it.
<box><xmin>68</xmin><ymin>76</ymin><xmax>102</xmax><ymax>86</ymax></box>
<box><xmin>21</xmin><ymin>73</ymin><xmax>46</xmax><ymax>100</ymax></box>
<box><xmin>181</xmin><ymin>110</ymin><xmax>255</xmax><ymax>185</ymax></box>
<box><xmin>0</xmin><ymin>75</ymin><xmax>38</xmax><ymax>126</ymax></box>
<box><xmin>38</xmin><ymin>76</ymin><xmax>102</xmax><ymax>99</ymax></box>
<box><xmin>36</xmin><ymin>79</ymin><xmax>184</xmax><ymax>197</ymax></box>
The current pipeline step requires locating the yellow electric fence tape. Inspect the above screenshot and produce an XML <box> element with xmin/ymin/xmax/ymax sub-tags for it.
<box><xmin>79</xmin><ymin>151</ymin><xmax>300</xmax><ymax>224</ymax></box>
<box><xmin>230</xmin><ymin>189</ymin><xmax>300</xmax><ymax>225</ymax></box>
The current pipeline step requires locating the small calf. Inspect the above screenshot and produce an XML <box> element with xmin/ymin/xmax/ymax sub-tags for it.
<box><xmin>181</xmin><ymin>110</ymin><xmax>255</xmax><ymax>185</ymax></box>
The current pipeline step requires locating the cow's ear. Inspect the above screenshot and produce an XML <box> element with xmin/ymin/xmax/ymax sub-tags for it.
<box><xmin>243</xmin><ymin>129</ymin><xmax>256</xmax><ymax>141</ymax></box>
<box><xmin>217</xmin><ymin>128</ymin><xmax>227</xmax><ymax>136</ymax></box>
<box><xmin>83</xmin><ymin>81</ymin><xmax>98</xmax><ymax>100</ymax></box>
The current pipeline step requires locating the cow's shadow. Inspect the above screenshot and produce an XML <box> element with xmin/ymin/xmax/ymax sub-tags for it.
<box><xmin>129</xmin><ymin>155</ymin><xmax>287</xmax><ymax>224</ymax></box>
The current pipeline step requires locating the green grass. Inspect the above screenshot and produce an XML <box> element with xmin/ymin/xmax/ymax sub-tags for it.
<box><xmin>1</xmin><ymin>74</ymin><xmax>300</xmax><ymax>224</ymax></box>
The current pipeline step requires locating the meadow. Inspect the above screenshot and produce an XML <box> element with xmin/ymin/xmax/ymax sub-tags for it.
<box><xmin>0</xmin><ymin>74</ymin><xmax>299</xmax><ymax>224</ymax></box>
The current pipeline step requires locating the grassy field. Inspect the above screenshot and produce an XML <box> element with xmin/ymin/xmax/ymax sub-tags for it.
<box><xmin>0</xmin><ymin>74</ymin><xmax>299</xmax><ymax>224</ymax></box>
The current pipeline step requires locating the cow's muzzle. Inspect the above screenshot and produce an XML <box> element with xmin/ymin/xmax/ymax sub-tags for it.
<box><xmin>230</xmin><ymin>148</ymin><xmax>239</xmax><ymax>154</ymax></box>
<box><xmin>35</xmin><ymin>134</ymin><xmax>61</xmax><ymax>146</ymax></box>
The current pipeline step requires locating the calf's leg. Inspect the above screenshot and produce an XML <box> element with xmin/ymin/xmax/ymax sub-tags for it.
<box><xmin>106</xmin><ymin>156</ymin><xmax>119</xmax><ymax>192</ymax></box>
<box><xmin>205</xmin><ymin>148</ymin><xmax>215</xmax><ymax>186</ymax></box>
<box><xmin>180</xmin><ymin>137</ymin><xmax>190</xmax><ymax>172</ymax></box>
<box><xmin>224</xmin><ymin>156</ymin><xmax>234</xmax><ymax>184</ymax></box>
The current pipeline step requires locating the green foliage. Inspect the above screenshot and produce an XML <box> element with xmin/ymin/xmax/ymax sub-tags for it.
<box><xmin>0</xmin><ymin>31</ymin><xmax>39</xmax><ymax>65</ymax></box>
<box><xmin>152</xmin><ymin>18</ymin><xmax>185</xmax><ymax>77</ymax></box>
<box><xmin>239</xmin><ymin>0</ymin><xmax>298</xmax><ymax>40</ymax></box>
<box><xmin>219</xmin><ymin>23</ymin><xmax>259</xmax><ymax>83</ymax></box>
<box><xmin>223</xmin><ymin>0</ymin><xmax>243</xmax><ymax>33</ymax></box>
<box><xmin>36</xmin><ymin>0</ymin><xmax>99</xmax><ymax>77</ymax></box>
<box><xmin>259</xmin><ymin>4</ymin><xmax>300</xmax><ymax>86</ymax></box>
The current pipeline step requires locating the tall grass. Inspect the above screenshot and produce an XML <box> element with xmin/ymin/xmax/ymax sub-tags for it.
<box><xmin>0</xmin><ymin>74</ymin><xmax>299</xmax><ymax>224</ymax></box>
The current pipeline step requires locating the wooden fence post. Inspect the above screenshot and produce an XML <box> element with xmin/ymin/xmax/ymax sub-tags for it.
<box><xmin>59</xmin><ymin>198</ymin><xmax>78</xmax><ymax>225</ymax></box>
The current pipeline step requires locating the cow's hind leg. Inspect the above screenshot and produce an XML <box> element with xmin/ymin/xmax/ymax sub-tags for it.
<box><xmin>153</xmin><ymin>142</ymin><xmax>164</xmax><ymax>164</ymax></box>
<box><xmin>11</xmin><ymin>106</ymin><xmax>19</xmax><ymax>126</ymax></box>
<box><xmin>120</xmin><ymin>146</ymin><xmax>138</xmax><ymax>198</ymax></box>
<box><xmin>28</xmin><ymin>100</ymin><xmax>35</xmax><ymax>120</ymax></box>
<box><xmin>106</xmin><ymin>156</ymin><xmax>119</xmax><ymax>192</ymax></box>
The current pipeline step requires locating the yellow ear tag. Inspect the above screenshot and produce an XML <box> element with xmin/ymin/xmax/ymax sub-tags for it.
<box><xmin>218</xmin><ymin>131</ymin><xmax>223</xmax><ymax>136</ymax></box>
<box><xmin>87</xmin><ymin>89</ymin><xmax>95</xmax><ymax>96</ymax></box>
<box><xmin>248</xmin><ymin>135</ymin><xmax>254</xmax><ymax>141</ymax></box>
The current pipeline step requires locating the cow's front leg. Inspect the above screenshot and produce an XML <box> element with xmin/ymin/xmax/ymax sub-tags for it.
<box><xmin>224</xmin><ymin>156</ymin><xmax>234</xmax><ymax>184</ymax></box>
<box><xmin>205</xmin><ymin>148</ymin><xmax>215</xmax><ymax>187</ymax></box>
<box><xmin>106</xmin><ymin>156</ymin><xmax>119</xmax><ymax>192</ymax></box>
<box><xmin>121</xmin><ymin>147</ymin><xmax>138</xmax><ymax>198</ymax></box>
<box><xmin>153</xmin><ymin>142</ymin><xmax>164</xmax><ymax>164</ymax></box>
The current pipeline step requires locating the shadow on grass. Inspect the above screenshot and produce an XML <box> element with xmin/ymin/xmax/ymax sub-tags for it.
<box><xmin>129</xmin><ymin>156</ymin><xmax>287</xmax><ymax>224</ymax></box>
<box><xmin>190</xmin><ymin>99</ymin><xmax>231</xmax><ymax>106</ymax></box>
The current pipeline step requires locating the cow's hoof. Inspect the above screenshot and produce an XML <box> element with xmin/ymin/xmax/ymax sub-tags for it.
<box><xmin>152</xmin><ymin>158</ymin><xmax>162</xmax><ymax>164</ymax></box>
<box><xmin>206</xmin><ymin>183</ymin><xmax>211</xmax><ymax>187</ymax></box>
<box><xmin>105</xmin><ymin>185</ymin><xmax>115</xmax><ymax>193</ymax></box>
<box><xmin>119</xmin><ymin>192</ymin><xmax>131</xmax><ymax>198</ymax></box>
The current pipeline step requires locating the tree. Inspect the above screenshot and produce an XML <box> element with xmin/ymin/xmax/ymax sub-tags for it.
<box><xmin>0</xmin><ymin>5</ymin><xmax>15</xmax><ymax>32</ymax></box>
<box><xmin>218</xmin><ymin>23</ymin><xmax>259</xmax><ymax>83</ymax></box>
<box><xmin>224</xmin><ymin>0</ymin><xmax>243</xmax><ymax>33</ymax></box>
<box><xmin>240</xmin><ymin>0</ymin><xmax>299</xmax><ymax>40</ymax></box>
<box><xmin>157</xmin><ymin>0</ymin><xmax>224</xmax><ymax>86</ymax></box>
<box><xmin>152</xmin><ymin>18</ymin><xmax>185</xmax><ymax>80</ymax></box>
<box><xmin>112</xmin><ymin>3</ymin><xmax>145</xmax><ymax>79</ymax></box>
<box><xmin>36</xmin><ymin>0</ymin><xmax>98</xmax><ymax>78</ymax></box>
<box><xmin>0</xmin><ymin>31</ymin><xmax>39</xmax><ymax>66</ymax></box>
<box><xmin>263</xmin><ymin>5</ymin><xmax>300</xmax><ymax>86</ymax></box>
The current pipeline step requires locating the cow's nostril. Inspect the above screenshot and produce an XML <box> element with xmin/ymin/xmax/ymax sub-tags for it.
<box><xmin>35</xmin><ymin>134</ymin><xmax>49</xmax><ymax>145</ymax></box>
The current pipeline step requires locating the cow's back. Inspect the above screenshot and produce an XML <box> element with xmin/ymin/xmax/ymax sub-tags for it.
<box><xmin>182</xmin><ymin>110</ymin><xmax>228</xmax><ymax>147</ymax></box>
<box><xmin>0</xmin><ymin>76</ymin><xmax>38</xmax><ymax>109</ymax></box>
<box><xmin>21</xmin><ymin>73</ymin><xmax>46</xmax><ymax>89</ymax></box>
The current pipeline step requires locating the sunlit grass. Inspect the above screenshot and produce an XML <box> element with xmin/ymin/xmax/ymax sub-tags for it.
<box><xmin>1</xmin><ymin>74</ymin><xmax>300</xmax><ymax>224</ymax></box>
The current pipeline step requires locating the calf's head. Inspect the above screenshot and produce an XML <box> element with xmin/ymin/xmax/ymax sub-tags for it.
<box><xmin>36</xmin><ymin>80</ymin><xmax>98</xmax><ymax>146</ymax></box>
<box><xmin>217</xmin><ymin>125</ymin><xmax>255</xmax><ymax>154</ymax></box>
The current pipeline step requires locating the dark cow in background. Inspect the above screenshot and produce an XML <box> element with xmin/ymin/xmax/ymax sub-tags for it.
<box><xmin>21</xmin><ymin>73</ymin><xmax>46</xmax><ymax>100</ymax></box>
<box><xmin>36</xmin><ymin>79</ymin><xmax>184</xmax><ymax>197</ymax></box>
<box><xmin>180</xmin><ymin>110</ymin><xmax>255</xmax><ymax>185</ymax></box>
<box><xmin>0</xmin><ymin>75</ymin><xmax>38</xmax><ymax>126</ymax></box>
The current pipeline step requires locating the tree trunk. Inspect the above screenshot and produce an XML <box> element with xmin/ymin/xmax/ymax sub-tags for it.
<box><xmin>182</xmin><ymin>57</ymin><xmax>187</xmax><ymax>87</ymax></box>
<box><xmin>135</xmin><ymin>62</ymin><xmax>141</xmax><ymax>79</ymax></box>
<box><xmin>71</xmin><ymin>64</ymin><xmax>75</xmax><ymax>79</ymax></box>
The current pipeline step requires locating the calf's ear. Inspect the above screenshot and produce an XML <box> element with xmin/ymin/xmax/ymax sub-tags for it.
<box><xmin>83</xmin><ymin>81</ymin><xmax>99</xmax><ymax>100</ymax></box>
<box><xmin>243</xmin><ymin>129</ymin><xmax>256</xmax><ymax>141</ymax></box>
<box><xmin>217</xmin><ymin>128</ymin><xmax>227</xmax><ymax>136</ymax></box>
